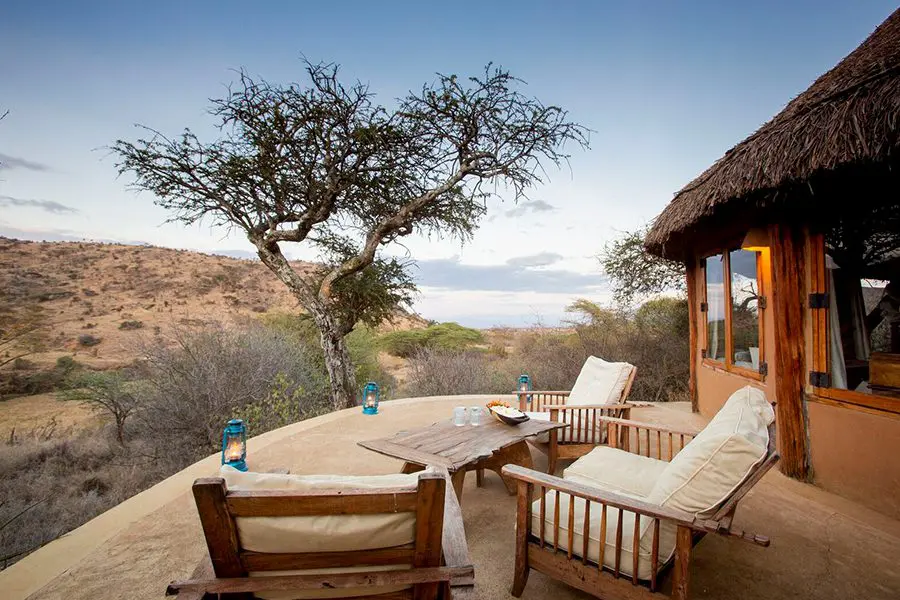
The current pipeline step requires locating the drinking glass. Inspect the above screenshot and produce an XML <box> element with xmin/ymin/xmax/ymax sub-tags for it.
<box><xmin>453</xmin><ymin>406</ymin><xmax>467</xmax><ymax>426</ymax></box>
<box><xmin>469</xmin><ymin>406</ymin><xmax>482</xmax><ymax>426</ymax></box>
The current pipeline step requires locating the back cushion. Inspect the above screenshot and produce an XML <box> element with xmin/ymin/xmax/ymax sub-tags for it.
<box><xmin>220</xmin><ymin>466</ymin><xmax>420</xmax><ymax>553</ymax></box>
<box><xmin>646</xmin><ymin>386</ymin><xmax>773</xmax><ymax>517</ymax></box>
<box><xmin>568</xmin><ymin>356</ymin><xmax>635</xmax><ymax>406</ymax></box>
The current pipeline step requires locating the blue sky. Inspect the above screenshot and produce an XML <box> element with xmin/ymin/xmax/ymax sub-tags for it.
<box><xmin>1</xmin><ymin>1</ymin><xmax>896</xmax><ymax>326</ymax></box>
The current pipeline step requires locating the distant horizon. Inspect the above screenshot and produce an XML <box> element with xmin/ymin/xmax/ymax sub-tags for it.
<box><xmin>2</xmin><ymin>1</ymin><xmax>896</xmax><ymax>326</ymax></box>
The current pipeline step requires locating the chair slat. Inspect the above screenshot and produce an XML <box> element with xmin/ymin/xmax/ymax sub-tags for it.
<box><xmin>567</xmin><ymin>494</ymin><xmax>575</xmax><ymax>559</ymax></box>
<box><xmin>650</xmin><ymin>518</ymin><xmax>660</xmax><ymax>592</ymax></box>
<box><xmin>553</xmin><ymin>490</ymin><xmax>561</xmax><ymax>550</ymax></box>
<box><xmin>539</xmin><ymin>485</ymin><xmax>546</xmax><ymax>549</ymax></box>
<box><xmin>631</xmin><ymin>513</ymin><xmax>640</xmax><ymax>584</ymax></box>
<box><xmin>598</xmin><ymin>504</ymin><xmax>607</xmax><ymax>572</ymax></box>
<box><xmin>226</xmin><ymin>490</ymin><xmax>418</xmax><ymax>517</ymax></box>
<box><xmin>241</xmin><ymin>546</ymin><xmax>415</xmax><ymax>571</ymax></box>
<box><xmin>582</xmin><ymin>500</ymin><xmax>591</xmax><ymax>565</ymax></box>
<box><xmin>614</xmin><ymin>509</ymin><xmax>623</xmax><ymax>578</ymax></box>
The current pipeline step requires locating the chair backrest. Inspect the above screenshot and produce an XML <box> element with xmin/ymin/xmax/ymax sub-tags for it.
<box><xmin>191</xmin><ymin>470</ymin><xmax>446</xmax><ymax>599</ymax></box>
<box><xmin>568</xmin><ymin>356</ymin><xmax>637</xmax><ymax>407</ymax></box>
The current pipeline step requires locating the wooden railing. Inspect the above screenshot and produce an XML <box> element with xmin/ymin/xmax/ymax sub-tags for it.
<box><xmin>546</xmin><ymin>405</ymin><xmax>632</xmax><ymax>445</ymax></box>
<box><xmin>599</xmin><ymin>416</ymin><xmax>697</xmax><ymax>462</ymax></box>
<box><xmin>516</xmin><ymin>390</ymin><xmax>570</xmax><ymax>412</ymax></box>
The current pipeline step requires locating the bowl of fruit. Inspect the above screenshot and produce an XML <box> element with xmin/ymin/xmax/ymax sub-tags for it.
<box><xmin>486</xmin><ymin>400</ymin><xmax>530</xmax><ymax>426</ymax></box>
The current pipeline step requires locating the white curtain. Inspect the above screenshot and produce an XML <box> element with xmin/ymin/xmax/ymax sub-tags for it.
<box><xmin>826</xmin><ymin>255</ymin><xmax>847</xmax><ymax>389</ymax></box>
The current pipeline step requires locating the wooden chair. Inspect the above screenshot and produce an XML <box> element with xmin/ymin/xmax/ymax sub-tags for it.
<box><xmin>502</xmin><ymin>416</ymin><xmax>778</xmax><ymax>600</ymax></box>
<box><xmin>166</xmin><ymin>468</ymin><xmax>475</xmax><ymax>600</ymax></box>
<box><xmin>516</xmin><ymin>365</ymin><xmax>637</xmax><ymax>474</ymax></box>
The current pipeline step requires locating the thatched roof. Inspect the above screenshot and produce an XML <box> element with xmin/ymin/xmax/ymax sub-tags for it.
<box><xmin>646</xmin><ymin>8</ymin><xmax>900</xmax><ymax>259</ymax></box>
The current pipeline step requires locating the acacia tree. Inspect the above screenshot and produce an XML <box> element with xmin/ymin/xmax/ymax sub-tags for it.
<box><xmin>113</xmin><ymin>62</ymin><xmax>587</xmax><ymax>409</ymax></box>
<box><xmin>600</xmin><ymin>226</ymin><xmax>685</xmax><ymax>306</ymax></box>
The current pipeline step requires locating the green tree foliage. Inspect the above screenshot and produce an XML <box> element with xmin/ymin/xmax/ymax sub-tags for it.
<box><xmin>380</xmin><ymin>322</ymin><xmax>484</xmax><ymax>358</ymax></box>
<box><xmin>61</xmin><ymin>371</ymin><xmax>144</xmax><ymax>445</ymax></box>
<box><xmin>600</xmin><ymin>226</ymin><xmax>685</xmax><ymax>306</ymax></box>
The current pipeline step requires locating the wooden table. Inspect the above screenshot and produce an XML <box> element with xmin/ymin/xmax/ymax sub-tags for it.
<box><xmin>358</xmin><ymin>417</ymin><xmax>566</xmax><ymax>502</ymax></box>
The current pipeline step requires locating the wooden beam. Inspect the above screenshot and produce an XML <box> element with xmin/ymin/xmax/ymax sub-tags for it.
<box><xmin>768</xmin><ymin>223</ymin><xmax>811</xmax><ymax>480</ymax></box>
<box><xmin>685</xmin><ymin>257</ymin><xmax>700</xmax><ymax>412</ymax></box>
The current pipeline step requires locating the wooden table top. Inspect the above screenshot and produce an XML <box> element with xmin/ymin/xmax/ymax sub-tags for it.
<box><xmin>358</xmin><ymin>416</ymin><xmax>566</xmax><ymax>472</ymax></box>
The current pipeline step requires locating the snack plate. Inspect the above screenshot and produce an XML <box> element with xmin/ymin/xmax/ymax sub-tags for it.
<box><xmin>489</xmin><ymin>406</ymin><xmax>530</xmax><ymax>426</ymax></box>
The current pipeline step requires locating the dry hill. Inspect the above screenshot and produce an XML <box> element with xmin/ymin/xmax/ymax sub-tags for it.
<box><xmin>0</xmin><ymin>237</ymin><xmax>426</xmax><ymax>370</ymax></box>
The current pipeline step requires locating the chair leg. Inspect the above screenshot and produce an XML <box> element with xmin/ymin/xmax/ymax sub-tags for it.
<box><xmin>511</xmin><ymin>563</ymin><xmax>530</xmax><ymax>597</ymax></box>
<box><xmin>671</xmin><ymin>526</ymin><xmax>692</xmax><ymax>600</ymax></box>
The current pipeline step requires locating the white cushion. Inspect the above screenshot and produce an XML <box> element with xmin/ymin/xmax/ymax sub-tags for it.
<box><xmin>567</xmin><ymin>356</ymin><xmax>635</xmax><ymax>406</ymax></box>
<box><xmin>646</xmin><ymin>386</ymin><xmax>773</xmax><ymax>516</ymax></box>
<box><xmin>563</xmin><ymin>447</ymin><xmax>667</xmax><ymax>498</ymax></box>
<box><xmin>219</xmin><ymin>466</ymin><xmax>422</xmax><ymax>599</ymax></box>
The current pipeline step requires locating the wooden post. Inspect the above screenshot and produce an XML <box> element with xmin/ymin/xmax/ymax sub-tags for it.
<box><xmin>769</xmin><ymin>223</ymin><xmax>811</xmax><ymax>480</ymax></box>
<box><xmin>685</xmin><ymin>257</ymin><xmax>699</xmax><ymax>413</ymax></box>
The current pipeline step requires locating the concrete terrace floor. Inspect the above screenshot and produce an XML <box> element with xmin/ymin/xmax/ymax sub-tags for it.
<box><xmin>2</xmin><ymin>395</ymin><xmax>900</xmax><ymax>600</ymax></box>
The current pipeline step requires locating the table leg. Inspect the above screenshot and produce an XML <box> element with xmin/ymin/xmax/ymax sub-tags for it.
<box><xmin>450</xmin><ymin>469</ymin><xmax>466</xmax><ymax>504</ymax></box>
<box><xmin>401</xmin><ymin>462</ymin><xmax>424</xmax><ymax>474</ymax></box>
<box><xmin>476</xmin><ymin>468</ymin><xmax>485</xmax><ymax>487</ymax></box>
<box><xmin>472</xmin><ymin>441</ymin><xmax>533</xmax><ymax>495</ymax></box>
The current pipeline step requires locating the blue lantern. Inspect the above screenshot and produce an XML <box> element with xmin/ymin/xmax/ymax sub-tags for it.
<box><xmin>221</xmin><ymin>419</ymin><xmax>247</xmax><ymax>471</ymax></box>
<box><xmin>362</xmin><ymin>381</ymin><xmax>380</xmax><ymax>415</ymax></box>
<box><xmin>518</xmin><ymin>373</ymin><xmax>532</xmax><ymax>404</ymax></box>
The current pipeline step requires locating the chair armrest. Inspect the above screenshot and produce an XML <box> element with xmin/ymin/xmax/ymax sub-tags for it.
<box><xmin>501</xmin><ymin>464</ymin><xmax>696</xmax><ymax>525</ymax></box>
<box><xmin>167</xmin><ymin>567</ymin><xmax>461</xmax><ymax>596</ymax></box>
<box><xmin>434</xmin><ymin>468</ymin><xmax>475</xmax><ymax>588</ymax></box>
<box><xmin>597</xmin><ymin>415</ymin><xmax>700</xmax><ymax>438</ymax></box>
<box><xmin>543</xmin><ymin>404</ymin><xmax>630</xmax><ymax>411</ymax></box>
<box><xmin>500</xmin><ymin>465</ymin><xmax>770</xmax><ymax>548</ymax></box>
<box><xmin>516</xmin><ymin>390</ymin><xmax>570</xmax><ymax>411</ymax></box>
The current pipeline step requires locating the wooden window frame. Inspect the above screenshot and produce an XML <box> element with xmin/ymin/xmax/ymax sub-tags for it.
<box><xmin>701</xmin><ymin>250</ymin><xmax>766</xmax><ymax>382</ymax></box>
<box><xmin>808</xmin><ymin>233</ymin><xmax>900</xmax><ymax>416</ymax></box>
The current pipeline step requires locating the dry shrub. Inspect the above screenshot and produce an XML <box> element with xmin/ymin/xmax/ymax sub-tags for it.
<box><xmin>404</xmin><ymin>348</ymin><xmax>508</xmax><ymax>397</ymax></box>
<box><xmin>134</xmin><ymin>321</ymin><xmax>330</xmax><ymax>466</ymax></box>
<box><xmin>0</xmin><ymin>429</ymin><xmax>169</xmax><ymax>568</ymax></box>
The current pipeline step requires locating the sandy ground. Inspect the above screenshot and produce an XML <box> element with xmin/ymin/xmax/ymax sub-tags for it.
<box><xmin>0</xmin><ymin>393</ymin><xmax>99</xmax><ymax>440</ymax></box>
<box><xmin>2</xmin><ymin>396</ymin><xmax>899</xmax><ymax>599</ymax></box>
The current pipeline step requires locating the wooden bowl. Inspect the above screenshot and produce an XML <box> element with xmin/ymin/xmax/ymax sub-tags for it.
<box><xmin>490</xmin><ymin>406</ymin><xmax>530</xmax><ymax>426</ymax></box>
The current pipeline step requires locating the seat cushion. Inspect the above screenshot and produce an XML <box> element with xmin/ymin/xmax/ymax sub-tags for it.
<box><xmin>531</xmin><ymin>490</ymin><xmax>658</xmax><ymax>580</ymax></box>
<box><xmin>563</xmin><ymin>446</ymin><xmax>667</xmax><ymax>498</ymax></box>
<box><xmin>568</xmin><ymin>356</ymin><xmax>635</xmax><ymax>406</ymax></box>
<box><xmin>219</xmin><ymin>466</ymin><xmax>421</xmax><ymax>599</ymax></box>
<box><xmin>646</xmin><ymin>386</ymin><xmax>773</xmax><ymax>517</ymax></box>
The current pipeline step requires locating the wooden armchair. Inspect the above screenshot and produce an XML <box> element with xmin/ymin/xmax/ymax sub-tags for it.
<box><xmin>167</xmin><ymin>468</ymin><xmax>475</xmax><ymax>600</ymax></box>
<box><xmin>517</xmin><ymin>365</ymin><xmax>637</xmax><ymax>474</ymax></box>
<box><xmin>502</xmin><ymin>415</ymin><xmax>778</xmax><ymax>600</ymax></box>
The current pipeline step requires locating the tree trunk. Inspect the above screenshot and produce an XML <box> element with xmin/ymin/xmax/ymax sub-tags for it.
<box><xmin>310</xmin><ymin>307</ymin><xmax>357</xmax><ymax>411</ymax></box>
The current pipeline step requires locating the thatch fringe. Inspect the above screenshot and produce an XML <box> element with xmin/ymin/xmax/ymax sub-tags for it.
<box><xmin>646</xmin><ymin>8</ymin><xmax>900</xmax><ymax>258</ymax></box>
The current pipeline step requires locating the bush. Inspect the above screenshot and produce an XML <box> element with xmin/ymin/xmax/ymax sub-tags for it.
<box><xmin>134</xmin><ymin>321</ymin><xmax>330</xmax><ymax>465</ymax></box>
<box><xmin>404</xmin><ymin>348</ymin><xmax>508</xmax><ymax>397</ymax></box>
<box><xmin>118</xmin><ymin>320</ymin><xmax>144</xmax><ymax>331</ymax></box>
<box><xmin>0</xmin><ymin>431</ymin><xmax>169</xmax><ymax>569</ymax></box>
<box><xmin>60</xmin><ymin>370</ymin><xmax>143</xmax><ymax>444</ymax></box>
<box><xmin>261</xmin><ymin>313</ymin><xmax>396</xmax><ymax>395</ymax></box>
<box><xmin>77</xmin><ymin>334</ymin><xmax>101</xmax><ymax>347</ymax></box>
<box><xmin>380</xmin><ymin>322</ymin><xmax>484</xmax><ymax>358</ymax></box>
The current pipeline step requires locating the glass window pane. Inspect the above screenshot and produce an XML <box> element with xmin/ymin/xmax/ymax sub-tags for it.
<box><xmin>705</xmin><ymin>254</ymin><xmax>727</xmax><ymax>361</ymax></box>
<box><xmin>730</xmin><ymin>249</ymin><xmax>761</xmax><ymax>369</ymax></box>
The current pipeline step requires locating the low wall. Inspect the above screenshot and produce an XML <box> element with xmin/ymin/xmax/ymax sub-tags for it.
<box><xmin>807</xmin><ymin>400</ymin><xmax>900</xmax><ymax>519</ymax></box>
